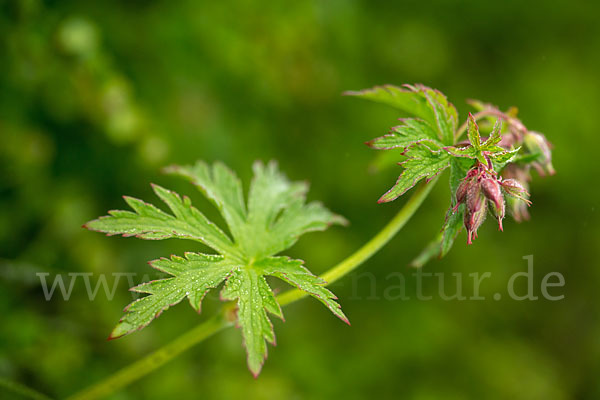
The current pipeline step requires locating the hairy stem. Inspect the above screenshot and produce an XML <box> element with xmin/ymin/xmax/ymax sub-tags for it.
<box><xmin>66</xmin><ymin>179</ymin><xmax>437</xmax><ymax>400</ymax></box>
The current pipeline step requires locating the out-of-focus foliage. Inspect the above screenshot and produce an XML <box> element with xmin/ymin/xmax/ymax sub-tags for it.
<box><xmin>1</xmin><ymin>0</ymin><xmax>598</xmax><ymax>399</ymax></box>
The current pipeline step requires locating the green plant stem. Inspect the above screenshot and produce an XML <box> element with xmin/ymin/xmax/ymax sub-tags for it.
<box><xmin>67</xmin><ymin>179</ymin><xmax>437</xmax><ymax>400</ymax></box>
<box><xmin>0</xmin><ymin>377</ymin><xmax>54</xmax><ymax>400</ymax></box>
<box><xmin>66</xmin><ymin>314</ymin><xmax>232</xmax><ymax>400</ymax></box>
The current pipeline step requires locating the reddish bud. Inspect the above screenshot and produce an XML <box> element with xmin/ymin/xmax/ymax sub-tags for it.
<box><xmin>455</xmin><ymin>178</ymin><xmax>470</xmax><ymax>205</ymax></box>
<box><xmin>466</xmin><ymin>181</ymin><xmax>485</xmax><ymax>215</ymax></box>
<box><xmin>501</xmin><ymin>178</ymin><xmax>531</xmax><ymax>204</ymax></box>
<box><xmin>453</xmin><ymin>167</ymin><xmax>478</xmax><ymax>211</ymax></box>
<box><xmin>464</xmin><ymin>182</ymin><xmax>487</xmax><ymax>244</ymax></box>
<box><xmin>481</xmin><ymin>178</ymin><xmax>505</xmax><ymax>231</ymax></box>
<box><xmin>464</xmin><ymin>203</ymin><xmax>487</xmax><ymax>245</ymax></box>
<box><xmin>500</xmin><ymin>177</ymin><xmax>531</xmax><ymax>222</ymax></box>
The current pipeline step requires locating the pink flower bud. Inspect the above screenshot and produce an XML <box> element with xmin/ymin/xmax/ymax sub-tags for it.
<box><xmin>500</xmin><ymin>177</ymin><xmax>531</xmax><ymax>222</ymax></box>
<box><xmin>501</xmin><ymin>178</ymin><xmax>531</xmax><ymax>204</ymax></box>
<box><xmin>455</xmin><ymin>178</ymin><xmax>470</xmax><ymax>205</ymax></box>
<box><xmin>481</xmin><ymin>178</ymin><xmax>505</xmax><ymax>231</ymax></box>
<box><xmin>501</xmin><ymin>177</ymin><xmax>525</xmax><ymax>192</ymax></box>
<box><xmin>464</xmin><ymin>183</ymin><xmax>487</xmax><ymax>244</ymax></box>
<box><xmin>453</xmin><ymin>167</ymin><xmax>479</xmax><ymax>212</ymax></box>
<box><xmin>464</xmin><ymin>204</ymin><xmax>487</xmax><ymax>245</ymax></box>
<box><xmin>466</xmin><ymin>180</ymin><xmax>485</xmax><ymax>215</ymax></box>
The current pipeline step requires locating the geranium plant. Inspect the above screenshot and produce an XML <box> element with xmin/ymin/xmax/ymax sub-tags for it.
<box><xmin>4</xmin><ymin>84</ymin><xmax>553</xmax><ymax>400</ymax></box>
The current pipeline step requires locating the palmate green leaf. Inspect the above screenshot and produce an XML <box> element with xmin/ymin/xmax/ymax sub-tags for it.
<box><xmin>86</xmin><ymin>184</ymin><xmax>241</xmax><ymax>257</ymax></box>
<box><xmin>257</xmin><ymin>257</ymin><xmax>346</xmax><ymax>322</ymax></box>
<box><xmin>163</xmin><ymin>161</ymin><xmax>247</xmax><ymax>242</ymax></box>
<box><xmin>221</xmin><ymin>256</ymin><xmax>347</xmax><ymax>375</ymax></box>
<box><xmin>110</xmin><ymin>253</ymin><xmax>236</xmax><ymax>339</ymax></box>
<box><xmin>366</xmin><ymin>118</ymin><xmax>443</xmax><ymax>151</ymax></box>
<box><xmin>349</xmin><ymin>84</ymin><xmax>459</xmax><ymax>204</ymax></box>
<box><xmin>344</xmin><ymin>84</ymin><xmax>436</xmax><ymax>122</ymax></box>
<box><xmin>220</xmin><ymin>267</ymin><xmax>281</xmax><ymax>375</ymax></box>
<box><xmin>347</xmin><ymin>84</ymin><xmax>459</xmax><ymax>204</ymax></box>
<box><xmin>378</xmin><ymin>145</ymin><xmax>450</xmax><ymax>203</ymax></box>
<box><xmin>85</xmin><ymin>160</ymin><xmax>348</xmax><ymax>376</ymax></box>
<box><xmin>346</xmin><ymin>84</ymin><xmax>458</xmax><ymax>145</ymax></box>
<box><xmin>417</xmin><ymin>84</ymin><xmax>458</xmax><ymax>145</ymax></box>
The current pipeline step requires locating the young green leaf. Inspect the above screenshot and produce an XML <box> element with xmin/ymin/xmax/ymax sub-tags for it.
<box><xmin>349</xmin><ymin>84</ymin><xmax>459</xmax><ymax>203</ymax></box>
<box><xmin>491</xmin><ymin>147</ymin><xmax>521</xmax><ymax>171</ymax></box>
<box><xmin>378</xmin><ymin>145</ymin><xmax>450</xmax><ymax>203</ymax></box>
<box><xmin>344</xmin><ymin>84</ymin><xmax>436</xmax><ymax>122</ymax></box>
<box><xmin>418</xmin><ymin>85</ymin><xmax>458</xmax><ymax>145</ymax></box>
<box><xmin>366</xmin><ymin>118</ymin><xmax>443</xmax><ymax>151</ymax></box>
<box><xmin>85</xmin><ymin>160</ymin><xmax>348</xmax><ymax>376</ymax></box>
<box><xmin>346</xmin><ymin>84</ymin><xmax>458</xmax><ymax>145</ymax></box>
<box><xmin>481</xmin><ymin>119</ymin><xmax>502</xmax><ymax>148</ymax></box>
<box><xmin>445</xmin><ymin>114</ymin><xmax>515</xmax><ymax>168</ymax></box>
<box><xmin>467</xmin><ymin>113</ymin><xmax>482</xmax><ymax>151</ymax></box>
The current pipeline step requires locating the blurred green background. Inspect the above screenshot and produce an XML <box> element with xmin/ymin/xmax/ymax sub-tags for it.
<box><xmin>1</xmin><ymin>0</ymin><xmax>599</xmax><ymax>399</ymax></box>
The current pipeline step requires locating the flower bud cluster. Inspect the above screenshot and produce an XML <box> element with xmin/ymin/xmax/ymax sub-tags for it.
<box><xmin>445</xmin><ymin>105</ymin><xmax>554</xmax><ymax>250</ymax></box>
<box><xmin>454</xmin><ymin>163</ymin><xmax>530</xmax><ymax>244</ymax></box>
